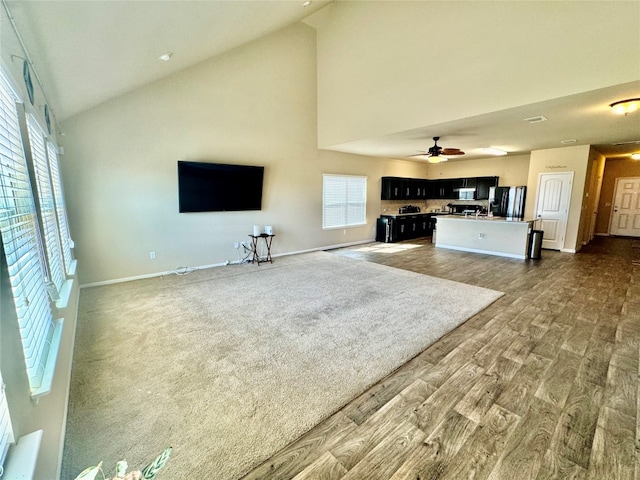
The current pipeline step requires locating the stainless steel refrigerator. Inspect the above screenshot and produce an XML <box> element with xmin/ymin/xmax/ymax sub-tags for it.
<box><xmin>489</xmin><ymin>186</ymin><xmax>527</xmax><ymax>219</ymax></box>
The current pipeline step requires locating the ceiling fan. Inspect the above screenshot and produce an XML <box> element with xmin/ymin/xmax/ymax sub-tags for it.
<box><xmin>409</xmin><ymin>136</ymin><xmax>465</xmax><ymax>163</ymax></box>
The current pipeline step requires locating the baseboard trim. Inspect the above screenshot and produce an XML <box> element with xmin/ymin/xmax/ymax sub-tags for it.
<box><xmin>80</xmin><ymin>239</ymin><xmax>376</xmax><ymax>288</ymax></box>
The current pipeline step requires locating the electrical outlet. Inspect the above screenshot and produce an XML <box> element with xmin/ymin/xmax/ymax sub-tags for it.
<box><xmin>149</xmin><ymin>251</ymin><xmax>156</xmax><ymax>259</ymax></box>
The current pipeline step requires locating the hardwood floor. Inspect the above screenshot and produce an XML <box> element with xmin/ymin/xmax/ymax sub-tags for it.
<box><xmin>241</xmin><ymin>236</ymin><xmax>639</xmax><ymax>480</ymax></box>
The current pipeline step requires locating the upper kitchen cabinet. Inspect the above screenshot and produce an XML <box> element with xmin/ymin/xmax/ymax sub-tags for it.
<box><xmin>476</xmin><ymin>176</ymin><xmax>499</xmax><ymax>199</ymax></box>
<box><xmin>452</xmin><ymin>178</ymin><xmax>477</xmax><ymax>190</ymax></box>
<box><xmin>381</xmin><ymin>177</ymin><xmax>406</xmax><ymax>200</ymax></box>
<box><xmin>429</xmin><ymin>179</ymin><xmax>456</xmax><ymax>199</ymax></box>
<box><xmin>410</xmin><ymin>179</ymin><xmax>428</xmax><ymax>199</ymax></box>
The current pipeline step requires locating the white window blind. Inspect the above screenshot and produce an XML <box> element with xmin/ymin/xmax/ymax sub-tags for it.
<box><xmin>0</xmin><ymin>72</ymin><xmax>56</xmax><ymax>394</ymax></box>
<box><xmin>0</xmin><ymin>373</ymin><xmax>15</xmax><ymax>475</ymax></box>
<box><xmin>322</xmin><ymin>174</ymin><xmax>367</xmax><ymax>229</ymax></box>
<box><xmin>46</xmin><ymin>142</ymin><xmax>73</xmax><ymax>274</ymax></box>
<box><xmin>26</xmin><ymin>116</ymin><xmax>65</xmax><ymax>292</ymax></box>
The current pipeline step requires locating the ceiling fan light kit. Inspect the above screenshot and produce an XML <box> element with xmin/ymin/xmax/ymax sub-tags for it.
<box><xmin>610</xmin><ymin>98</ymin><xmax>640</xmax><ymax>115</ymax></box>
<box><xmin>409</xmin><ymin>136</ymin><xmax>463</xmax><ymax>162</ymax></box>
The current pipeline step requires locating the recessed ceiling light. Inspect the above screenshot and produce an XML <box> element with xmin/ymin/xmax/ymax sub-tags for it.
<box><xmin>561</xmin><ymin>139</ymin><xmax>577</xmax><ymax>144</ymax></box>
<box><xmin>523</xmin><ymin>115</ymin><xmax>547</xmax><ymax>124</ymax></box>
<box><xmin>631</xmin><ymin>153</ymin><xmax>640</xmax><ymax>160</ymax></box>
<box><xmin>303</xmin><ymin>1</ymin><xmax>312</xmax><ymax>6</ymax></box>
<box><xmin>481</xmin><ymin>147</ymin><xmax>508</xmax><ymax>156</ymax></box>
<box><xmin>159</xmin><ymin>52</ymin><xmax>173</xmax><ymax>62</ymax></box>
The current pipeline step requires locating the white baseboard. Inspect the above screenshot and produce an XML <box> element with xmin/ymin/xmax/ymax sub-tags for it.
<box><xmin>80</xmin><ymin>239</ymin><xmax>376</xmax><ymax>288</ymax></box>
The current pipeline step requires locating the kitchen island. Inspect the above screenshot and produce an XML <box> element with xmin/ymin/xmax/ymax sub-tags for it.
<box><xmin>435</xmin><ymin>215</ymin><xmax>534</xmax><ymax>260</ymax></box>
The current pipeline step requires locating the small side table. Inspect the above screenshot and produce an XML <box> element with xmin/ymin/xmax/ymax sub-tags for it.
<box><xmin>248</xmin><ymin>234</ymin><xmax>275</xmax><ymax>265</ymax></box>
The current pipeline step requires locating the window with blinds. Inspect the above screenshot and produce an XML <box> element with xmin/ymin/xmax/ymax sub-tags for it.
<box><xmin>0</xmin><ymin>72</ymin><xmax>56</xmax><ymax>395</ymax></box>
<box><xmin>322</xmin><ymin>174</ymin><xmax>367</xmax><ymax>229</ymax></box>
<box><xmin>0</xmin><ymin>374</ymin><xmax>15</xmax><ymax>474</ymax></box>
<box><xmin>26</xmin><ymin>116</ymin><xmax>65</xmax><ymax>292</ymax></box>
<box><xmin>46</xmin><ymin>142</ymin><xmax>73</xmax><ymax>274</ymax></box>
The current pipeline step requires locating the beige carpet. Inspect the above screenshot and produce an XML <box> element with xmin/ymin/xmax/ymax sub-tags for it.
<box><xmin>62</xmin><ymin>251</ymin><xmax>503</xmax><ymax>479</ymax></box>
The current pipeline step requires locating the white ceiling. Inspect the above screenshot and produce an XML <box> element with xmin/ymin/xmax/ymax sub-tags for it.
<box><xmin>6</xmin><ymin>0</ymin><xmax>331</xmax><ymax>119</ymax></box>
<box><xmin>6</xmin><ymin>0</ymin><xmax>640</xmax><ymax>161</ymax></box>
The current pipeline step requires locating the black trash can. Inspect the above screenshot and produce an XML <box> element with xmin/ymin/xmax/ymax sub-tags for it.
<box><xmin>529</xmin><ymin>229</ymin><xmax>543</xmax><ymax>259</ymax></box>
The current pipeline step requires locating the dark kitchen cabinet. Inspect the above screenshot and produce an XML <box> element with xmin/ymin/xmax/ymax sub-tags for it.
<box><xmin>381</xmin><ymin>177</ymin><xmax>406</xmax><ymax>200</ymax></box>
<box><xmin>429</xmin><ymin>179</ymin><xmax>456</xmax><ymax>199</ymax></box>
<box><xmin>476</xmin><ymin>176</ymin><xmax>499</xmax><ymax>200</ymax></box>
<box><xmin>452</xmin><ymin>177</ymin><xmax>477</xmax><ymax>190</ymax></box>
<box><xmin>410</xmin><ymin>179</ymin><xmax>428</xmax><ymax>199</ymax></box>
<box><xmin>396</xmin><ymin>216</ymin><xmax>409</xmax><ymax>240</ymax></box>
<box><xmin>418</xmin><ymin>214</ymin><xmax>431</xmax><ymax>236</ymax></box>
<box><xmin>378</xmin><ymin>213</ymin><xmax>435</xmax><ymax>243</ymax></box>
<box><xmin>408</xmin><ymin>215</ymin><xmax>420</xmax><ymax>237</ymax></box>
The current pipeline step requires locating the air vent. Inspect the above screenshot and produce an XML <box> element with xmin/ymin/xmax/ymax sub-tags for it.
<box><xmin>524</xmin><ymin>115</ymin><xmax>548</xmax><ymax>123</ymax></box>
<box><xmin>613</xmin><ymin>140</ymin><xmax>640</xmax><ymax>146</ymax></box>
<box><xmin>561</xmin><ymin>139</ymin><xmax>577</xmax><ymax>144</ymax></box>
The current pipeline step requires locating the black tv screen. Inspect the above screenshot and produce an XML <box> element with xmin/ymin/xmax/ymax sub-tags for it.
<box><xmin>177</xmin><ymin>161</ymin><xmax>264</xmax><ymax>213</ymax></box>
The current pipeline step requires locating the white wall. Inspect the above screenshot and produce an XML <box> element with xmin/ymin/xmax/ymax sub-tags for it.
<box><xmin>310</xmin><ymin>1</ymin><xmax>640</xmax><ymax>148</ymax></box>
<box><xmin>60</xmin><ymin>23</ymin><xmax>419</xmax><ymax>285</ymax></box>
<box><xmin>426</xmin><ymin>154</ymin><xmax>530</xmax><ymax>186</ymax></box>
<box><xmin>525</xmin><ymin>145</ymin><xmax>591</xmax><ymax>252</ymax></box>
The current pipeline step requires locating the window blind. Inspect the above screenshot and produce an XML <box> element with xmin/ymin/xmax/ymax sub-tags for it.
<box><xmin>0</xmin><ymin>72</ymin><xmax>55</xmax><ymax>393</ymax></box>
<box><xmin>0</xmin><ymin>373</ymin><xmax>15</xmax><ymax>475</ymax></box>
<box><xmin>46</xmin><ymin>142</ymin><xmax>73</xmax><ymax>274</ymax></box>
<box><xmin>322</xmin><ymin>174</ymin><xmax>367</xmax><ymax>229</ymax></box>
<box><xmin>26</xmin><ymin>116</ymin><xmax>65</xmax><ymax>291</ymax></box>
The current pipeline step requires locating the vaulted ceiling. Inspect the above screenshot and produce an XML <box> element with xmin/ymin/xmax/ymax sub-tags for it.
<box><xmin>5</xmin><ymin>0</ymin><xmax>640</xmax><ymax>161</ymax></box>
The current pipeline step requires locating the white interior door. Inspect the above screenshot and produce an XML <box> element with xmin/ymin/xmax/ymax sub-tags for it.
<box><xmin>535</xmin><ymin>172</ymin><xmax>573</xmax><ymax>250</ymax></box>
<box><xmin>610</xmin><ymin>177</ymin><xmax>640</xmax><ymax>237</ymax></box>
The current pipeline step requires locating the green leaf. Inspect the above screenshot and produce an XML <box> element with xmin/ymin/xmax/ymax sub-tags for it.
<box><xmin>74</xmin><ymin>462</ymin><xmax>102</xmax><ymax>480</ymax></box>
<box><xmin>141</xmin><ymin>447</ymin><xmax>172</xmax><ymax>480</ymax></box>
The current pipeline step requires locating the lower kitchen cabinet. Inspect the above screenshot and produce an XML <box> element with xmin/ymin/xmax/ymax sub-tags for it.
<box><xmin>378</xmin><ymin>213</ymin><xmax>435</xmax><ymax>242</ymax></box>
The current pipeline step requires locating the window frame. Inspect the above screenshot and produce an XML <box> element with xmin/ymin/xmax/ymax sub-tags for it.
<box><xmin>322</xmin><ymin>173</ymin><xmax>368</xmax><ymax>230</ymax></box>
<box><xmin>0</xmin><ymin>69</ymin><xmax>64</xmax><ymax>401</ymax></box>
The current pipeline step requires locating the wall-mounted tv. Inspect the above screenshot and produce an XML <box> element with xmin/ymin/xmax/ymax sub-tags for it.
<box><xmin>177</xmin><ymin>161</ymin><xmax>264</xmax><ymax>213</ymax></box>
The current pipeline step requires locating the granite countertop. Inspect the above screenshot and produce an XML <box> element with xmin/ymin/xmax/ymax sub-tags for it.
<box><xmin>380</xmin><ymin>211</ymin><xmax>450</xmax><ymax>217</ymax></box>
<box><xmin>435</xmin><ymin>215</ymin><xmax>534</xmax><ymax>223</ymax></box>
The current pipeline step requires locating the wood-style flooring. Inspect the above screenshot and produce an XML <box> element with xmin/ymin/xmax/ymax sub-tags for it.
<box><xmin>241</xmin><ymin>236</ymin><xmax>639</xmax><ymax>480</ymax></box>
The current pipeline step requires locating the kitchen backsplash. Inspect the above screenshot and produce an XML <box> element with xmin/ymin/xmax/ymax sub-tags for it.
<box><xmin>381</xmin><ymin>199</ymin><xmax>490</xmax><ymax>214</ymax></box>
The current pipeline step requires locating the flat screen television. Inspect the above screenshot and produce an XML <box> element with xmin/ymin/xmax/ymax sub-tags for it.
<box><xmin>177</xmin><ymin>161</ymin><xmax>264</xmax><ymax>213</ymax></box>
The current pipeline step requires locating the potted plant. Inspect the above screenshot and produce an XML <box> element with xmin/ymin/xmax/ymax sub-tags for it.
<box><xmin>73</xmin><ymin>447</ymin><xmax>172</xmax><ymax>480</ymax></box>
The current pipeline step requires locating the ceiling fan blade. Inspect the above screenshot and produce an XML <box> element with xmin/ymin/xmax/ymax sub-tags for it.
<box><xmin>441</xmin><ymin>148</ymin><xmax>465</xmax><ymax>155</ymax></box>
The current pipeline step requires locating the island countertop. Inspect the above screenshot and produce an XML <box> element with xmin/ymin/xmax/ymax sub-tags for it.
<box><xmin>434</xmin><ymin>215</ymin><xmax>534</xmax><ymax>223</ymax></box>
<box><xmin>435</xmin><ymin>216</ymin><xmax>533</xmax><ymax>259</ymax></box>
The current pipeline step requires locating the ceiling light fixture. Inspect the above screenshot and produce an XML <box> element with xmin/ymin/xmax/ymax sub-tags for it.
<box><xmin>481</xmin><ymin>147</ymin><xmax>508</xmax><ymax>156</ymax></box>
<box><xmin>159</xmin><ymin>52</ymin><xmax>173</xmax><ymax>62</ymax></box>
<box><xmin>427</xmin><ymin>155</ymin><xmax>448</xmax><ymax>164</ymax></box>
<box><xmin>632</xmin><ymin>153</ymin><xmax>640</xmax><ymax>160</ymax></box>
<box><xmin>610</xmin><ymin>98</ymin><xmax>640</xmax><ymax>115</ymax></box>
<box><xmin>303</xmin><ymin>1</ymin><xmax>312</xmax><ymax>6</ymax></box>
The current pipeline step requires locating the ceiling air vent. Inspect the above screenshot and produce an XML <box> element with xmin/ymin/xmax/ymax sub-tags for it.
<box><xmin>523</xmin><ymin>115</ymin><xmax>548</xmax><ymax>124</ymax></box>
<box><xmin>612</xmin><ymin>140</ymin><xmax>640</xmax><ymax>146</ymax></box>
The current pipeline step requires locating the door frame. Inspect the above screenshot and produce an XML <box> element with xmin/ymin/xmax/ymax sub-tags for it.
<box><xmin>533</xmin><ymin>171</ymin><xmax>574</xmax><ymax>251</ymax></box>
<box><xmin>608</xmin><ymin>176</ymin><xmax>640</xmax><ymax>237</ymax></box>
